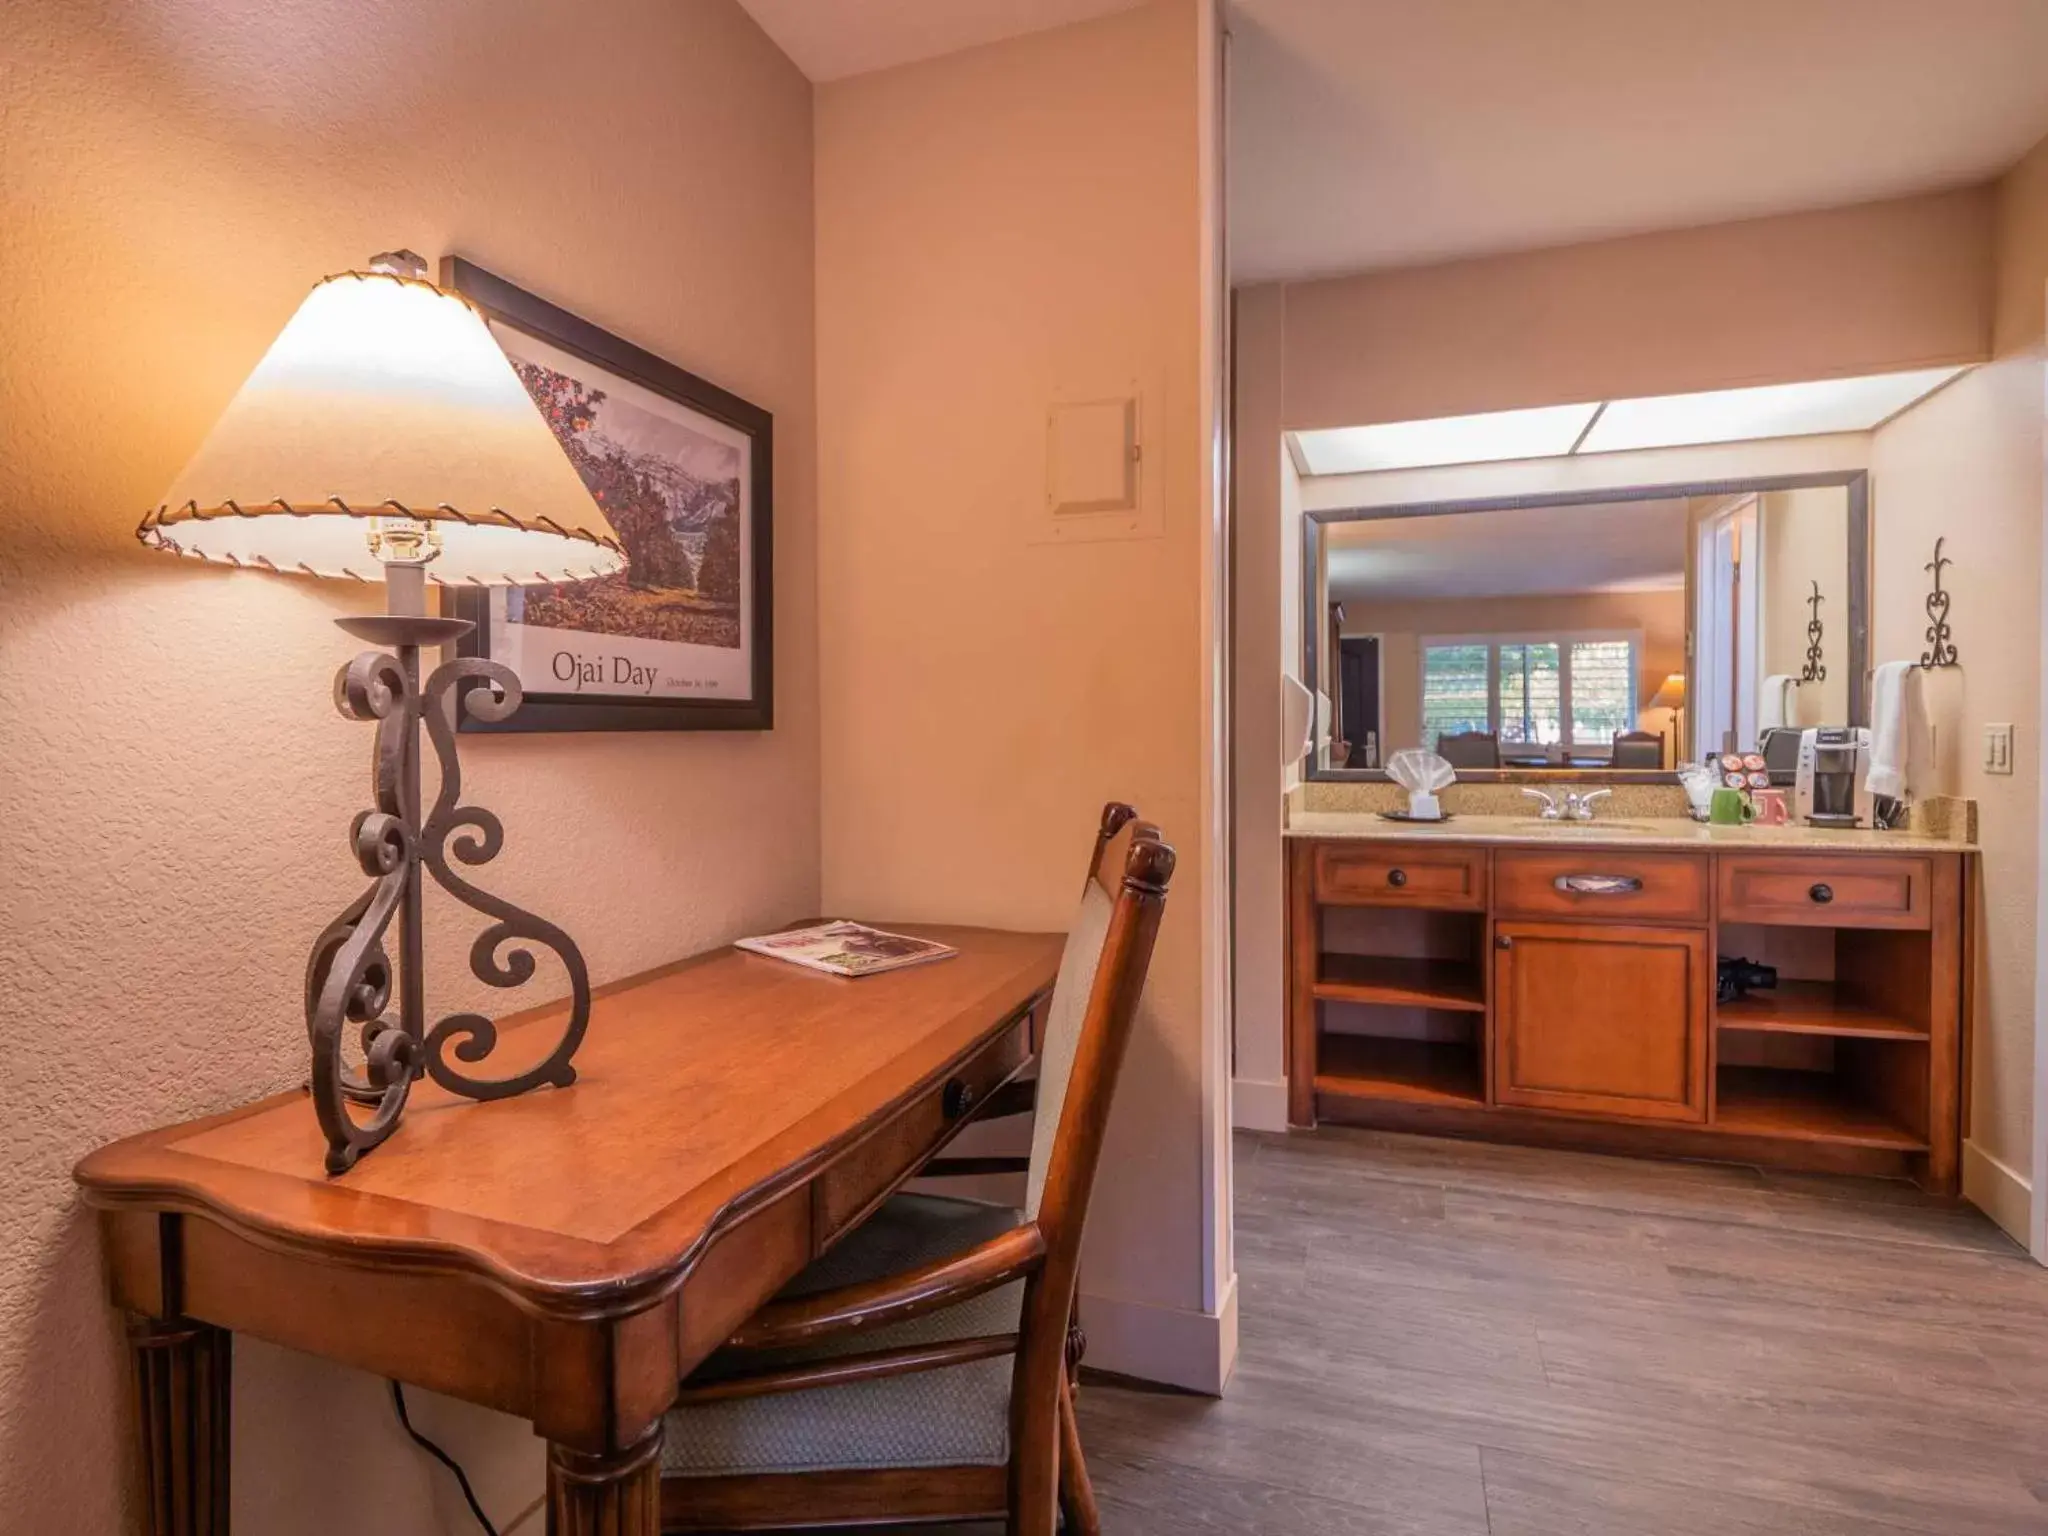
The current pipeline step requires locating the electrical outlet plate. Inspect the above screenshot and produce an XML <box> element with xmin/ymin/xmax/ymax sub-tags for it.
<box><xmin>1985</xmin><ymin>722</ymin><xmax>2014</xmax><ymax>775</ymax></box>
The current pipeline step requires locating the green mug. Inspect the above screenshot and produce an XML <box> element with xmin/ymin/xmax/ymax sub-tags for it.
<box><xmin>1709</xmin><ymin>787</ymin><xmax>1756</xmax><ymax>825</ymax></box>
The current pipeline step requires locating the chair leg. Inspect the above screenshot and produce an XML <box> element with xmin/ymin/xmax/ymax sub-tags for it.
<box><xmin>1056</xmin><ymin>1374</ymin><xmax>1100</xmax><ymax>1536</ymax></box>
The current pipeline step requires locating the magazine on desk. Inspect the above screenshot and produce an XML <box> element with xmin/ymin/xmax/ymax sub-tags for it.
<box><xmin>735</xmin><ymin>921</ymin><xmax>958</xmax><ymax>978</ymax></box>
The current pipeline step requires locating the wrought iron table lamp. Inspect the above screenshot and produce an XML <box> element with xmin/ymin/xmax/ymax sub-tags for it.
<box><xmin>138</xmin><ymin>252</ymin><xmax>628</xmax><ymax>1173</ymax></box>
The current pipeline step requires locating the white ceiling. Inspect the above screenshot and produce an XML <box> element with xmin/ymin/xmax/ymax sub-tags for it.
<box><xmin>1326</xmin><ymin>498</ymin><xmax>1690</xmax><ymax>604</ymax></box>
<box><xmin>1231</xmin><ymin>0</ymin><xmax>2048</xmax><ymax>283</ymax></box>
<box><xmin>736</xmin><ymin>0</ymin><xmax>1143</xmax><ymax>81</ymax></box>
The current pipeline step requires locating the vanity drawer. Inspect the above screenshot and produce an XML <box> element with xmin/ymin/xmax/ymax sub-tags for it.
<box><xmin>1314</xmin><ymin>843</ymin><xmax>1486</xmax><ymax>910</ymax></box>
<box><xmin>811</xmin><ymin>1007</ymin><xmax>1033</xmax><ymax>1249</ymax></box>
<box><xmin>1494</xmin><ymin>850</ymin><xmax>1709</xmax><ymax>924</ymax></box>
<box><xmin>1717</xmin><ymin>855</ymin><xmax>1930</xmax><ymax>929</ymax></box>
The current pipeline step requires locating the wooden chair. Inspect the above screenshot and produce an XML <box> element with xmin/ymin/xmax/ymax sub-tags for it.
<box><xmin>1435</xmin><ymin>730</ymin><xmax>1500</xmax><ymax>769</ymax></box>
<box><xmin>658</xmin><ymin>803</ymin><xmax>1177</xmax><ymax>1534</ymax></box>
<box><xmin>1611</xmin><ymin>729</ymin><xmax>1665</xmax><ymax>769</ymax></box>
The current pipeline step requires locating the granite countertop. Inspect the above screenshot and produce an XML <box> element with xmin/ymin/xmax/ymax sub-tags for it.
<box><xmin>1283</xmin><ymin>810</ymin><xmax>1977</xmax><ymax>853</ymax></box>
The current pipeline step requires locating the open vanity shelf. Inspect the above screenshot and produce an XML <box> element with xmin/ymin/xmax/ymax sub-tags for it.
<box><xmin>1288</xmin><ymin>837</ymin><xmax>1967</xmax><ymax>1190</ymax></box>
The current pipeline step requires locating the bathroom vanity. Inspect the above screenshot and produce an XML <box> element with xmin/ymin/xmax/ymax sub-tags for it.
<box><xmin>1285</xmin><ymin>813</ymin><xmax>1972</xmax><ymax>1191</ymax></box>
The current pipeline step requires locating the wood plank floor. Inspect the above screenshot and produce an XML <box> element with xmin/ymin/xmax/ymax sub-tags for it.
<box><xmin>789</xmin><ymin>1128</ymin><xmax>2048</xmax><ymax>1533</ymax></box>
<box><xmin>1071</xmin><ymin>1129</ymin><xmax>2048</xmax><ymax>1534</ymax></box>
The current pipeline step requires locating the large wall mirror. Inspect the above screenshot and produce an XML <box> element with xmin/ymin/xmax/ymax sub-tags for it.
<box><xmin>1302</xmin><ymin>472</ymin><xmax>1869</xmax><ymax>782</ymax></box>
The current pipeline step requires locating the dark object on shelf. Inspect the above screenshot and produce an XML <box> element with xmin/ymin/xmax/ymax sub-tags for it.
<box><xmin>1800</xmin><ymin>581</ymin><xmax>1826</xmax><ymax>683</ymax></box>
<box><xmin>1918</xmin><ymin>537</ymin><xmax>1959</xmax><ymax>669</ymax></box>
<box><xmin>1717</xmin><ymin>956</ymin><xmax>1778</xmax><ymax>1004</ymax></box>
<box><xmin>1376</xmin><ymin>810</ymin><xmax>1456</xmax><ymax>824</ymax></box>
<box><xmin>1759</xmin><ymin>726</ymin><xmax>1803</xmax><ymax>786</ymax></box>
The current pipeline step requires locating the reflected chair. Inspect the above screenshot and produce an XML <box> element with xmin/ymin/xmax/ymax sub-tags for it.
<box><xmin>658</xmin><ymin>803</ymin><xmax>1176</xmax><ymax>1535</ymax></box>
<box><xmin>1435</xmin><ymin>730</ymin><xmax>1501</xmax><ymax>769</ymax></box>
<box><xmin>1611</xmin><ymin>730</ymin><xmax>1666</xmax><ymax>770</ymax></box>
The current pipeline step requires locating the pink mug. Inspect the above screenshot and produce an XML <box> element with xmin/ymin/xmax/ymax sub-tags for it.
<box><xmin>1752</xmin><ymin>789</ymin><xmax>1790</xmax><ymax>826</ymax></box>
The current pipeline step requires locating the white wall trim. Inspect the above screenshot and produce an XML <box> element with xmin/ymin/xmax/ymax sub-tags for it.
<box><xmin>1079</xmin><ymin>1272</ymin><xmax>1238</xmax><ymax>1397</ymax></box>
<box><xmin>2033</xmin><ymin>283</ymin><xmax>2048</xmax><ymax>1265</ymax></box>
<box><xmin>1232</xmin><ymin>1075</ymin><xmax>1290</xmax><ymax>1132</ymax></box>
<box><xmin>1964</xmin><ymin>1139</ymin><xmax>2033</xmax><ymax>1249</ymax></box>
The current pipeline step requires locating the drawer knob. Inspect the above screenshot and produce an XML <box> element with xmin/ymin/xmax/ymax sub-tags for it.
<box><xmin>942</xmin><ymin>1078</ymin><xmax>977</xmax><ymax>1120</ymax></box>
<box><xmin>1387</xmin><ymin>868</ymin><xmax>1408</xmax><ymax>888</ymax></box>
<box><xmin>1809</xmin><ymin>883</ymin><xmax>1835</xmax><ymax>905</ymax></box>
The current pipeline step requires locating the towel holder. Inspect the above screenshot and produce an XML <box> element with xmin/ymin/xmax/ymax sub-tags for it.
<box><xmin>1799</xmin><ymin>581</ymin><xmax>1826</xmax><ymax>684</ymax></box>
<box><xmin>1918</xmin><ymin>538</ymin><xmax>1959</xmax><ymax>669</ymax></box>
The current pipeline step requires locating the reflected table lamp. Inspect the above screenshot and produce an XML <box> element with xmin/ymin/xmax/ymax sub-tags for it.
<box><xmin>1649</xmin><ymin>672</ymin><xmax>1687</xmax><ymax>766</ymax></box>
<box><xmin>137</xmin><ymin>251</ymin><xmax>628</xmax><ymax>1173</ymax></box>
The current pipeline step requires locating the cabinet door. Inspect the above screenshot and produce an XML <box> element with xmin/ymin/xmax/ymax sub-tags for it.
<box><xmin>1493</xmin><ymin>921</ymin><xmax>1708</xmax><ymax>1123</ymax></box>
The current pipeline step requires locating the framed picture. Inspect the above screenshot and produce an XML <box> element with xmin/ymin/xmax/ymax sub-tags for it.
<box><xmin>440</xmin><ymin>256</ymin><xmax>773</xmax><ymax>732</ymax></box>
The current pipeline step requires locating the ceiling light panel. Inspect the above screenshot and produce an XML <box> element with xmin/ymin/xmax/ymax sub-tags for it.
<box><xmin>1580</xmin><ymin>367</ymin><xmax>1964</xmax><ymax>454</ymax></box>
<box><xmin>1292</xmin><ymin>401</ymin><xmax>1600</xmax><ymax>475</ymax></box>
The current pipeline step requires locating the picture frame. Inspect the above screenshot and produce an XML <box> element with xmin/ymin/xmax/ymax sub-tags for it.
<box><xmin>439</xmin><ymin>256</ymin><xmax>774</xmax><ymax>732</ymax></box>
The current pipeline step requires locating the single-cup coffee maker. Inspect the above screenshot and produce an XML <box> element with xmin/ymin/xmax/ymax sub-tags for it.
<box><xmin>1794</xmin><ymin>726</ymin><xmax>1873</xmax><ymax>828</ymax></box>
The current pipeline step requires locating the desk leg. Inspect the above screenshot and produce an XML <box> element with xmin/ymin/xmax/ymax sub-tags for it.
<box><xmin>547</xmin><ymin>1425</ymin><xmax>662</xmax><ymax>1536</ymax></box>
<box><xmin>127</xmin><ymin>1316</ymin><xmax>231</xmax><ymax>1536</ymax></box>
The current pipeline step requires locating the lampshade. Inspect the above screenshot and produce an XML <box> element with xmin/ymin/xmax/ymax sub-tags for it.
<box><xmin>1649</xmin><ymin>673</ymin><xmax>1687</xmax><ymax>710</ymax></box>
<box><xmin>137</xmin><ymin>266</ymin><xmax>627</xmax><ymax>587</ymax></box>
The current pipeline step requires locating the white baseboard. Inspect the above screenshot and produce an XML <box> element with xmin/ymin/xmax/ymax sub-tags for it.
<box><xmin>1231</xmin><ymin>1076</ymin><xmax>1290</xmax><ymax>1133</ymax></box>
<box><xmin>1963</xmin><ymin>1139</ymin><xmax>2033</xmax><ymax>1248</ymax></box>
<box><xmin>1078</xmin><ymin>1272</ymin><xmax>1238</xmax><ymax>1396</ymax></box>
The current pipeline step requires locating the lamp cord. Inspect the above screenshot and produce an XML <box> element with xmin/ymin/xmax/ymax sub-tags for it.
<box><xmin>390</xmin><ymin>1380</ymin><xmax>502</xmax><ymax>1536</ymax></box>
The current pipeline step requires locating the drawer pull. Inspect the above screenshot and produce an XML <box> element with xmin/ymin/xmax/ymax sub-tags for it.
<box><xmin>1809</xmin><ymin>883</ymin><xmax>1834</xmax><ymax>905</ymax></box>
<box><xmin>1553</xmin><ymin>874</ymin><xmax>1644</xmax><ymax>896</ymax></box>
<box><xmin>1387</xmin><ymin>869</ymin><xmax>1408</xmax><ymax>889</ymax></box>
<box><xmin>942</xmin><ymin>1078</ymin><xmax>977</xmax><ymax>1120</ymax></box>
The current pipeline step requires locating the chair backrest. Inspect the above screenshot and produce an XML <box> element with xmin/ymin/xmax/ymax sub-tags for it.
<box><xmin>1436</xmin><ymin>731</ymin><xmax>1500</xmax><ymax>768</ymax></box>
<box><xmin>1022</xmin><ymin>805</ymin><xmax>1174</xmax><ymax>1253</ymax></box>
<box><xmin>1023</xmin><ymin>805</ymin><xmax>1172</xmax><ymax>1232</ymax></box>
<box><xmin>1008</xmin><ymin>803</ymin><xmax>1173</xmax><ymax>1516</ymax></box>
<box><xmin>1611</xmin><ymin>730</ymin><xmax>1665</xmax><ymax>769</ymax></box>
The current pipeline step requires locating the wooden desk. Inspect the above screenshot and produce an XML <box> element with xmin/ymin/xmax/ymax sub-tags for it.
<box><xmin>75</xmin><ymin>924</ymin><xmax>1060</xmax><ymax>1535</ymax></box>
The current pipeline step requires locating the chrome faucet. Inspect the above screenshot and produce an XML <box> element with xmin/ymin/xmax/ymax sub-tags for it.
<box><xmin>1522</xmin><ymin>786</ymin><xmax>1612</xmax><ymax>821</ymax></box>
<box><xmin>1563</xmin><ymin>788</ymin><xmax>1612</xmax><ymax>821</ymax></box>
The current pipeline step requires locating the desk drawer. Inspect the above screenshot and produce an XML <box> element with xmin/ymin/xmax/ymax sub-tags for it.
<box><xmin>1717</xmin><ymin>854</ymin><xmax>1930</xmax><ymax>929</ymax></box>
<box><xmin>1495</xmin><ymin>850</ymin><xmax>1708</xmax><ymax>924</ymax></box>
<box><xmin>1314</xmin><ymin>843</ymin><xmax>1486</xmax><ymax>910</ymax></box>
<box><xmin>812</xmin><ymin>1009</ymin><xmax>1032</xmax><ymax>1249</ymax></box>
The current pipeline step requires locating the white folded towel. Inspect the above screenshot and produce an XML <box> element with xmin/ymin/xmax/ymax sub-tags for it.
<box><xmin>1758</xmin><ymin>674</ymin><xmax>1797</xmax><ymax>733</ymax></box>
<box><xmin>1867</xmin><ymin>660</ymin><xmax>1934</xmax><ymax>802</ymax></box>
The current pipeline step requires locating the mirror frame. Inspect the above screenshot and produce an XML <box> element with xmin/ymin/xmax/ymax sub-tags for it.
<box><xmin>1302</xmin><ymin>470</ymin><xmax>1870</xmax><ymax>783</ymax></box>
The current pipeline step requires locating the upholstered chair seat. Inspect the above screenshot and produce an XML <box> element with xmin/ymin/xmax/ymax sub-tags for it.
<box><xmin>655</xmin><ymin>804</ymin><xmax>1175</xmax><ymax>1535</ymax></box>
<box><xmin>663</xmin><ymin>1194</ymin><xmax>1025</xmax><ymax>1477</ymax></box>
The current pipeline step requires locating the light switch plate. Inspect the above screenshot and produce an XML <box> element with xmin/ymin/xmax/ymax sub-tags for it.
<box><xmin>1985</xmin><ymin>722</ymin><xmax>2014</xmax><ymax>775</ymax></box>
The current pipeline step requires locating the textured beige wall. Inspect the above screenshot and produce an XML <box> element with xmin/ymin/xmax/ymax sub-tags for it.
<box><xmin>1869</xmin><ymin>132</ymin><xmax>2048</xmax><ymax>1247</ymax></box>
<box><xmin>0</xmin><ymin>2</ymin><xmax>819</xmax><ymax>1530</ymax></box>
<box><xmin>1279</xmin><ymin>187</ymin><xmax>1995</xmax><ymax>431</ymax></box>
<box><xmin>815</xmin><ymin>1</ymin><xmax>1228</xmax><ymax>1381</ymax></box>
<box><xmin>1759</xmin><ymin>488</ymin><xmax>1852</xmax><ymax>730</ymax></box>
<box><xmin>1230</xmin><ymin>286</ymin><xmax>1290</xmax><ymax>1124</ymax></box>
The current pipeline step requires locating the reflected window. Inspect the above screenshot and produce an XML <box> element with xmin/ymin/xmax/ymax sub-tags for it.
<box><xmin>1420</xmin><ymin>632</ymin><xmax>1640</xmax><ymax>756</ymax></box>
<box><xmin>1496</xmin><ymin>643</ymin><xmax>1561</xmax><ymax>745</ymax></box>
<box><xmin>1569</xmin><ymin>640</ymin><xmax>1636</xmax><ymax>744</ymax></box>
<box><xmin>1421</xmin><ymin>643</ymin><xmax>1490</xmax><ymax>741</ymax></box>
